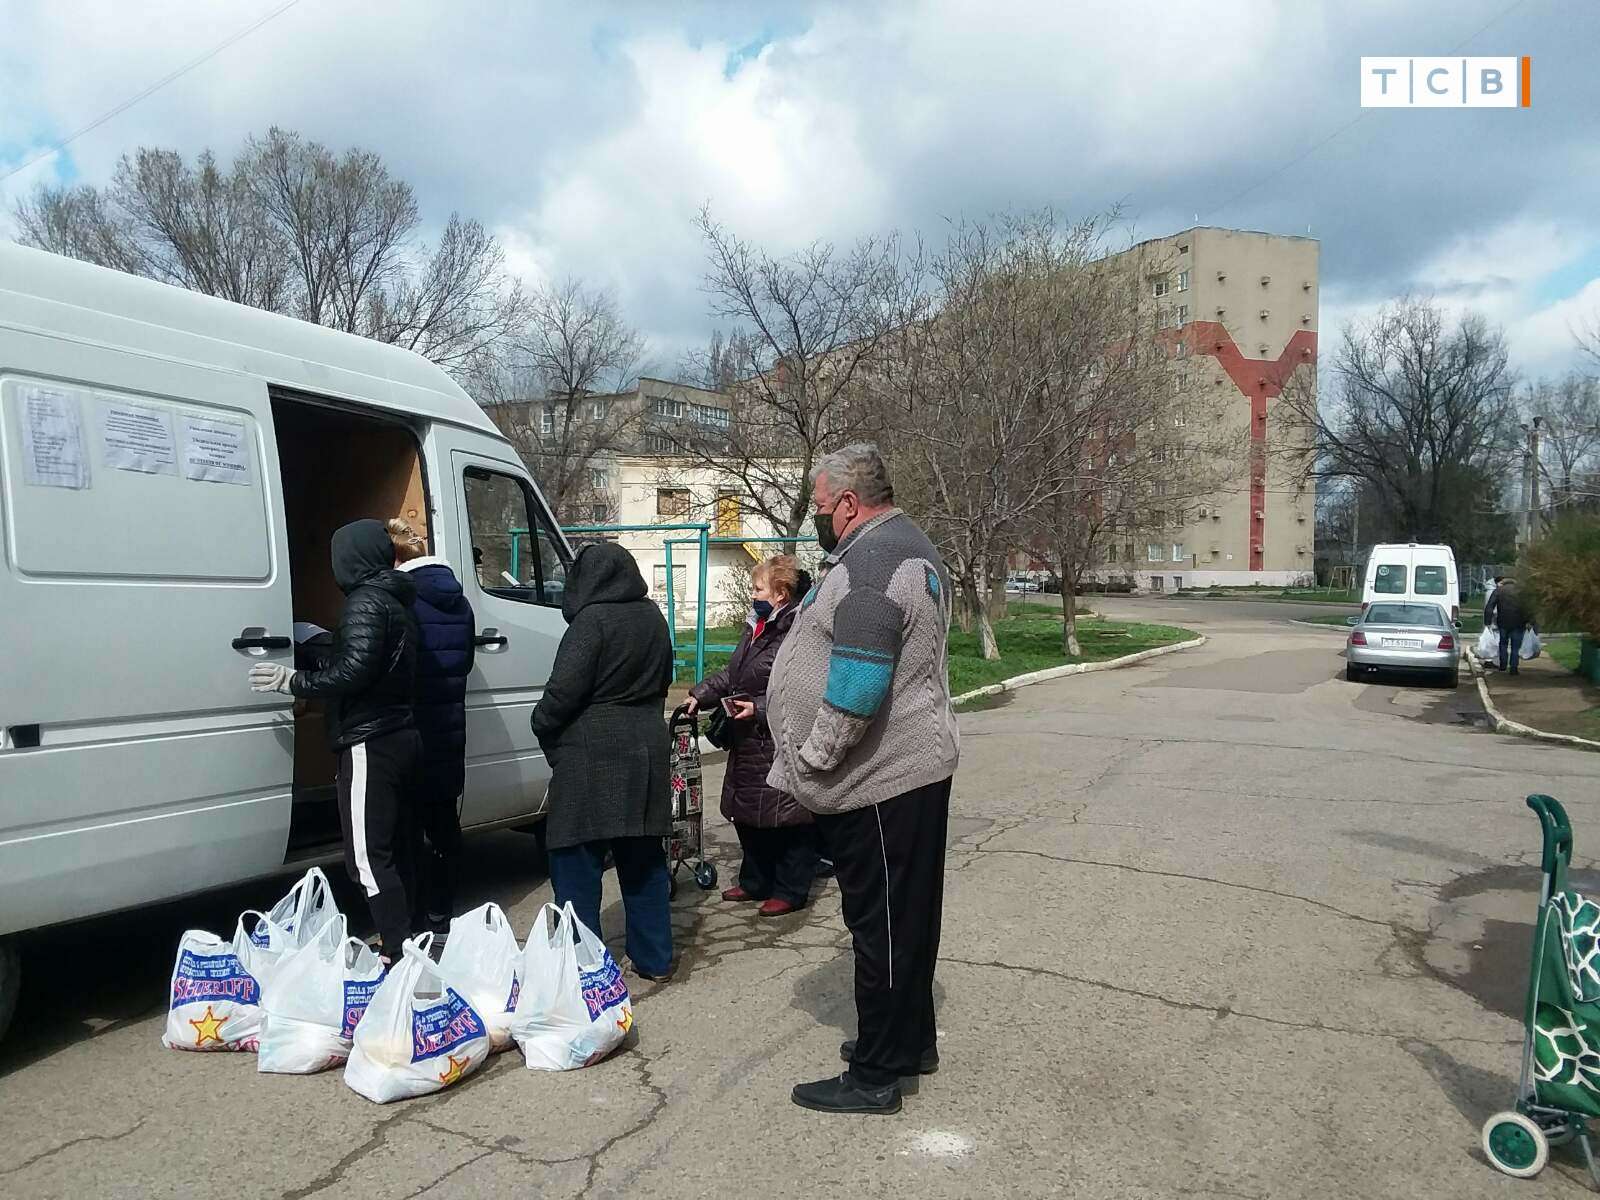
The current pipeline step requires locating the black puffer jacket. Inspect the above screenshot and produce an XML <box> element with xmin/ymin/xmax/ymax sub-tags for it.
<box><xmin>691</xmin><ymin>602</ymin><xmax>810</xmax><ymax>828</ymax></box>
<box><xmin>292</xmin><ymin>520</ymin><xmax>418</xmax><ymax>751</ymax></box>
<box><xmin>531</xmin><ymin>543</ymin><xmax>674</xmax><ymax>850</ymax></box>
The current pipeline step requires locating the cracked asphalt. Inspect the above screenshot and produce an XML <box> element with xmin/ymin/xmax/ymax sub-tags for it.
<box><xmin>5</xmin><ymin>596</ymin><xmax>1600</xmax><ymax>1198</ymax></box>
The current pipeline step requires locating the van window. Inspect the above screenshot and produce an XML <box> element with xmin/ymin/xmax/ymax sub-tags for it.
<box><xmin>1</xmin><ymin>377</ymin><xmax>270</xmax><ymax>580</ymax></box>
<box><xmin>463</xmin><ymin>466</ymin><xmax>567</xmax><ymax>607</ymax></box>
<box><xmin>1414</xmin><ymin>565</ymin><xmax>1448</xmax><ymax>595</ymax></box>
<box><xmin>1372</xmin><ymin>563</ymin><xmax>1406</xmax><ymax>594</ymax></box>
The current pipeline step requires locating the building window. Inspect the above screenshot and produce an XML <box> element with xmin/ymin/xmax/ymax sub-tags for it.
<box><xmin>1175</xmin><ymin>304</ymin><xmax>1188</xmax><ymax>325</ymax></box>
<box><xmin>653</xmin><ymin>397</ymin><xmax>685</xmax><ymax>419</ymax></box>
<box><xmin>1175</xmin><ymin>338</ymin><xmax>1189</xmax><ymax>358</ymax></box>
<box><xmin>646</xmin><ymin>433</ymin><xmax>675</xmax><ymax>454</ymax></box>
<box><xmin>589</xmin><ymin>503</ymin><xmax>609</xmax><ymax>524</ymax></box>
<box><xmin>1172</xmin><ymin>543</ymin><xmax>1186</xmax><ymax>562</ymax></box>
<box><xmin>1151</xmin><ymin>276</ymin><xmax>1170</xmax><ymax>299</ymax></box>
<box><xmin>589</xmin><ymin>400</ymin><xmax>607</xmax><ymax>421</ymax></box>
<box><xmin>540</xmin><ymin>406</ymin><xmax>555</xmax><ymax>436</ymax></box>
<box><xmin>1147</xmin><ymin>543</ymin><xmax>1164</xmax><ymax>563</ymax></box>
<box><xmin>1172</xmin><ymin>574</ymin><xmax>1184</xmax><ymax>591</ymax></box>
<box><xmin>1178</xmin><ymin>270</ymin><xmax>1190</xmax><ymax>292</ymax></box>
<box><xmin>1177</xmin><ymin>243</ymin><xmax>1189</xmax><ymax>255</ymax></box>
<box><xmin>656</xmin><ymin>487</ymin><xmax>691</xmax><ymax>518</ymax></box>
<box><xmin>1125</xmin><ymin>543</ymin><xmax>1136</xmax><ymax>562</ymax></box>
<box><xmin>1173</xmin><ymin>411</ymin><xmax>1187</xmax><ymax>427</ymax></box>
<box><xmin>691</xmin><ymin>403</ymin><xmax>730</xmax><ymax>430</ymax></box>
<box><xmin>590</xmin><ymin>468</ymin><xmax>609</xmax><ymax>491</ymax></box>
<box><xmin>1153</xmin><ymin>477</ymin><xmax>1168</xmax><ymax>492</ymax></box>
<box><xmin>652</xmin><ymin>562</ymin><xmax>689</xmax><ymax>601</ymax></box>
<box><xmin>1150</xmin><ymin>575</ymin><xmax>1165</xmax><ymax>591</ymax></box>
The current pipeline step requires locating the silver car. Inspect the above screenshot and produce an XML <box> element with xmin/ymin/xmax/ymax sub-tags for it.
<box><xmin>1345</xmin><ymin>601</ymin><xmax>1461</xmax><ymax>688</ymax></box>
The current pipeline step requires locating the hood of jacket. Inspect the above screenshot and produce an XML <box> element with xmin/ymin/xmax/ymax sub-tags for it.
<box><xmin>332</xmin><ymin>519</ymin><xmax>416</xmax><ymax>604</ymax></box>
<box><xmin>399</xmin><ymin>556</ymin><xmax>469</xmax><ymax>615</ymax></box>
<box><xmin>563</xmin><ymin>541</ymin><xmax>648</xmax><ymax>623</ymax></box>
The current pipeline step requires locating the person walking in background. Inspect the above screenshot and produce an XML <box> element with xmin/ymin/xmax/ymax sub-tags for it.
<box><xmin>249</xmin><ymin>519</ymin><xmax>420</xmax><ymax>965</ymax></box>
<box><xmin>1488</xmin><ymin>577</ymin><xmax>1531</xmax><ymax>675</ymax></box>
<box><xmin>686</xmin><ymin>555</ymin><xmax>818</xmax><ymax>917</ymax></box>
<box><xmin>766</xmin><ymin>444</ymin><xmax>960</xmax><ymax>1115</ymax></box>
<box><xmin>388</xmin><ymin>519</ymin><xmax>475</xmax><ymax>938</ymax></box>
<box><xmin>531</xmin><ymin>542</ymin><xmax>676</xmax><ymax>981</ymax></box>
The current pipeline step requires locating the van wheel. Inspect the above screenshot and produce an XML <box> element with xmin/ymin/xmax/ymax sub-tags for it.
<box><xmin>0</xmin><ymin>939</ymin><xmax>20</xmax><ymax>1044</ymax></box>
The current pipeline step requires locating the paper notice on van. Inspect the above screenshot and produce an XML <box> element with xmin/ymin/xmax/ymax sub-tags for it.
<box><xmin>19</xmin><ymin>385</ymin><xmax>90</xmax><ymax>489</ymax></box>
<box><xmin>96</xmin><ymin>398</ymin><xmax>177</xmax><ymax>475</ymax></box>
<box><xmin>181</xmin><ymin>415</ymin><xmax>253</xmax><ymax>486</ymax></box>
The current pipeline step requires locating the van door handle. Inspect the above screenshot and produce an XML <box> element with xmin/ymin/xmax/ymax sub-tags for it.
<box><xmin>232</xmin><ymin>635</ymin><xmax>292</xmax><ymax>650</ymax></box>
<box><xmin>475</xmin><ymin>634</ymin><xmax>509</xmax><ymax>648</ymax></box>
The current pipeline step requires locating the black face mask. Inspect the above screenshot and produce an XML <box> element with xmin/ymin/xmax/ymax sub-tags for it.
<box><xmin>813</xmin><ymin>509</ymin><xmax>841</xmax><ymax>553</ymax></box>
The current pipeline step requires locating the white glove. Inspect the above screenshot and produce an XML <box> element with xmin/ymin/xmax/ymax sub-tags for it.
<box><xmin>248</xmin><ymin>663</ymin><xmax>295</xmax><ymax>694</ymax></box>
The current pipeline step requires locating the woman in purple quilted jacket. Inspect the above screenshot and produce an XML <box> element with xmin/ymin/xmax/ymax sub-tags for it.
<box><xmin>687</xmin><ymin>556</ymin><xmax>819</xmax><ymax>916</ymax></box>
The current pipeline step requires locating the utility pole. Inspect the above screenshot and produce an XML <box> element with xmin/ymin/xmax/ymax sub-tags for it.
<box><xmin>1520</xmin><ymin>420</ymin><xmax>1534</xmax><ymax>548</ymax></box>
<box><xmin>1530</xmin><ymin>415</ymin><xmax>1543</xmax><ymax>539</ymax></box>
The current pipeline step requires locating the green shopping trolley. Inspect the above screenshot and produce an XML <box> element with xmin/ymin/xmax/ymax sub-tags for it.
<box><xmin>1483</xmin><ymin>794</ymin><xmax>1600</xmax><ymax>1187</ymax></box>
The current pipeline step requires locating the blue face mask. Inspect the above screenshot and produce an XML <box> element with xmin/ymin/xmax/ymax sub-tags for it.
<box><xmin>752</xmin><ymin>599</ymin><xmax>774</xmax><ymax>620</ymax></box>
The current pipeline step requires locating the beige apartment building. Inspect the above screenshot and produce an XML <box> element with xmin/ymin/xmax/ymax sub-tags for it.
<box><xmin>1098</xmin><ymin>226</ymin><xmax>1319</xmax><ymax>590</ymax></box>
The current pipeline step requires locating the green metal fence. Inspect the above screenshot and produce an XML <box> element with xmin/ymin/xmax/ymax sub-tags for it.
<box><xmin>536</xmin><ymin>523</ymin><xmax>820</xmax><ymax>682</ymax></box>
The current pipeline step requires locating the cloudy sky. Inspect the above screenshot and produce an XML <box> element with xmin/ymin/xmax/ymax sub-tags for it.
<box><xmin>2</xmin><ymin>0</ymin><xmax>1596</xmax><ymax>378</ymax></box>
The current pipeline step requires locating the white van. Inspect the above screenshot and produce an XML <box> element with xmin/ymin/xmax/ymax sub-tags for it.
<box><xmin>0</xmin><ymin>243</ymin><xmax>570</xmax><ymax>1035</ymax></box>
<box><xmin>1361</xmin><ymin>543</ymin><xmax>1460</xmax><ymax>623</ymax></box>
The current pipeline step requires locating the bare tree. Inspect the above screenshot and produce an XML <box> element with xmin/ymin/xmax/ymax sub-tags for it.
<box><xmin>479</xmin><ymin>279</ymin><xmax>648</xmax><ymax>524</ymax></box>
<box><xmin>678</xmin><ymin>206</ymin><xmax>908</xmax><ymax>537</ymax></box>
<box><xmin>15</xmin><ymin>127</ymin><xmax>523</xmax><ymax>373</ymax></box>
<box><xmin>1527</xmin><ymin>373</ymin><xmax>1600</xmax><ymax>516</ymax></box>
<box><xmin>1274</xmin><ymin>296</ymin><xmax>1518</xmax><ymax>557</ymax></box>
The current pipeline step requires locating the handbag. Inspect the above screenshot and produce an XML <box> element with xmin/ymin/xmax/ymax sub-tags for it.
<box><xmin>705</xmin><ymin>704</ymin><xmax>737</xmax><ymax>750</ymax></box>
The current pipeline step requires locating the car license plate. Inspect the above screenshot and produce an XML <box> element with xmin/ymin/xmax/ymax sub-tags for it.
<box><xmin>1384</xmin><ymin>638</ymin><xmax>1423</xmax><ymax>649</ymax></box>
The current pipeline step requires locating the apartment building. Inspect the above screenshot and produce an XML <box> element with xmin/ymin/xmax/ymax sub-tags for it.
<box><xmin>1100</xmin><ymin>226</ymin><xmax>1319</xmax><ymax>589</ymax></box>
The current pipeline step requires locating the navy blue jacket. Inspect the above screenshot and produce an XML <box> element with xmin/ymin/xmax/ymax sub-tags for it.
<box><xmin>397</xmin><ymin>557</ymin><xmax>475</xmax><ymax>785</ymax></box>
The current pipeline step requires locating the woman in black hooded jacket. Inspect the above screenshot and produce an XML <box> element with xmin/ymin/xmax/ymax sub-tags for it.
<box><xmin>531</xmin><ymin>542</ymin><xmax>675</xmax><ymax>979</ymax></box>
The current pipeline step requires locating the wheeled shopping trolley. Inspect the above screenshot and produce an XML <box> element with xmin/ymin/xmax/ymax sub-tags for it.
<box><xmin>667</xmin><ymin>706</ymin><xmax>717</xmax><ymax>899</ymax></box>
<box><xmin>1482</xmin><ymin>794</ymin><xmax>1600</xmax><ymax>1187</ymax></box>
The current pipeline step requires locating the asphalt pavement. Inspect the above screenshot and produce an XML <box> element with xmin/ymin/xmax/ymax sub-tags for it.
<box><xmin>4</xmin><ymin>597</ymin><xmax>1600</xmax><ymax>1198</ymax></box>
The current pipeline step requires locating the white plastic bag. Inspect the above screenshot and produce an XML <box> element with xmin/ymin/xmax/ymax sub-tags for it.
<box><xmin>258</xmin><ymin>915</ymin><xmax>385</xmax><ymax>1074</ymax></box>
<box><xmin>250</xmin><ymin>866</ymin><xmax>340</xmax><ymax>954</ymax></box>
<box><xmin>511</xmin><ymin>903</ymin><xmax>633</xmax><ymax>1071</ymax></box>
<box><xmin>162</xmin><ymin>918</ymin><xmax>266</xmax><ymax>1051</ymax></box>
<box><xmin>1477</xmin><ymin>626</ymin><xmax>1500</xmax><ymax>661</ymax></box>
<box><xmin>1522</xmin><ymin>628</ymin><xmax>1542</xmax><ymax>661</ymax></box>
<box><xmin>437</xmin><ymin>903</ymin><xmax>522</xmax><ymax>1052</ymax></box>
<box><xmin>344</xmin><ymin>935</ymin><xmax>491</xmax><ymax>1103</ymax></box>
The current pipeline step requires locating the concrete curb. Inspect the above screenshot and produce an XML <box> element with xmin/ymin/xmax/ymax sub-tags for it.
<box><xmin>1465</xmin><ymin>650</ymin><xmax>1600</xmax><ymax>753</ymax></box>
<box><xmin>950</xmin><ymin>635</ymin><xmax>1208</xmax><ymax>707</ymax></box>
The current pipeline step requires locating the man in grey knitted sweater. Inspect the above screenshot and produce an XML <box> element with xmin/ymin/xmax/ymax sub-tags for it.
<box><xmin>767</xmin><ymin>444</ymin><xmax>960</xmax><ymax>1115</ymax></box>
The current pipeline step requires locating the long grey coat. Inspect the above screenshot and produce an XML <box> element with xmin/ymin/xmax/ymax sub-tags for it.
<box><xmin>531</xmin><ymin>543</ymin><xmax>674</xmax><ymax>850</ymax></box>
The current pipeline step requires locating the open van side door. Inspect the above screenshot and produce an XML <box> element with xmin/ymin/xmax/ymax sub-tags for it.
<box><xmin>428</xmin><ymin>434</ymin><xmax>569</xmax><ymax>828</ymax></box>
<box><xmin>0</xmin><ymin>332</ymin><xmax>295</xmax><ymax>935</ymax></box>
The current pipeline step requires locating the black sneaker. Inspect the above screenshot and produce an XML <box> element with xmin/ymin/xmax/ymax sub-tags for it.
<box><xmin>791</xmin><ymin>1072</ymin><xmax>902</xmax><ymax>1114</ymax></box>
<box><xmin>840</xmin><ymin>1039</ymin><xmax>939</xmax><ymax>1075</ymax></box>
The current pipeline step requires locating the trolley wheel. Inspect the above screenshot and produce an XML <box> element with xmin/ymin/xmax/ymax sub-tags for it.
<box><xmin>1483</xmin><ymin>1111</ymin><xmax>1549</xmax><ymax>1179</ymax></box>
<box><xmin>693</xmin><ymin>861</ymin><xmax>718</xmax><ymax>890</ymax></box>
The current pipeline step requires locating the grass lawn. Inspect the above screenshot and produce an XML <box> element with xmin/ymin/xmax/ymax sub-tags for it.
<box><xmin>946</xmin><ymin>614</ymin><xmax>1195</xmax><ymax>697</ymax></box>
<box><xmin>665</xmin><ymin>612</ymin><xmax>1197</xmax><ymax>704</ymax></box>
<box><xmin>1548</xmin><ymin>637</ymin><xmax>1583</xmax><ymax>672</ymax></box>
<box><xmin>1184</xmin><ymin>586</ymin><xmax>1361</xmax><ymax>605</ymax></box>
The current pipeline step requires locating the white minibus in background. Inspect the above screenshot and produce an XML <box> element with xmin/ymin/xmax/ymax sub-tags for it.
<box><xmin>1360</xmin><ymin>543</ymin><xmax>1461</xmax><ymax>623</ymax></box>
<box><xmin>0</xmin><ymin>243</ymin><xmax>568</xmax><ymax>1039</ymax></box>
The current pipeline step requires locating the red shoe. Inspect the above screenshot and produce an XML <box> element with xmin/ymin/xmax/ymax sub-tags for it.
<box><xmin>722</xmin><ymin>886</ymin><xmax>759</xmax><ymax>902</ymax></box>
<box><xmin>758</xmin><ymin>898</ymin><xmax>801</xmax><ymax>917</ymax></box>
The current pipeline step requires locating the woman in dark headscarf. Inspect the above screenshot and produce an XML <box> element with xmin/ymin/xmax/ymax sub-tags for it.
<box><xmin>531</xmin><ymin>543</ymin><xmax>675</xmax><ymax>979</ymax></box>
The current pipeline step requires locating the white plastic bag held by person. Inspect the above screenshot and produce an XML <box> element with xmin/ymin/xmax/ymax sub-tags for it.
<box><xmin>1477</xmin><ymin>626</ymin><xmax>1500</xmax><ymax>662</ymax></box>
<box><xmin>163</xmin><ymin>919</ymin><xmax>266</xmax><ymax>1051</ymax></box>
<box><xmin>437</xmin><ymin>903</ymin><xmax>522</xmax><ymax>1052</ymax></box>
<box><xmin>512</xmin><ymin>903</ymin><xmax>633</xmax><ymax>1071</ymax></box>
<box><xmin>1522</xmin><ymin>628</ymin><xmax>1543</xmax><ymax>661</ymax></box>
<box><xmin>344</xmin><ymin>935</ymin><xmax>491</xmax><ymax>1103</ymax></box>
<box><xmin>258</xmin><ymin>915</ymin><xmax>385</xmax><ymax>1074</ymax></box>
